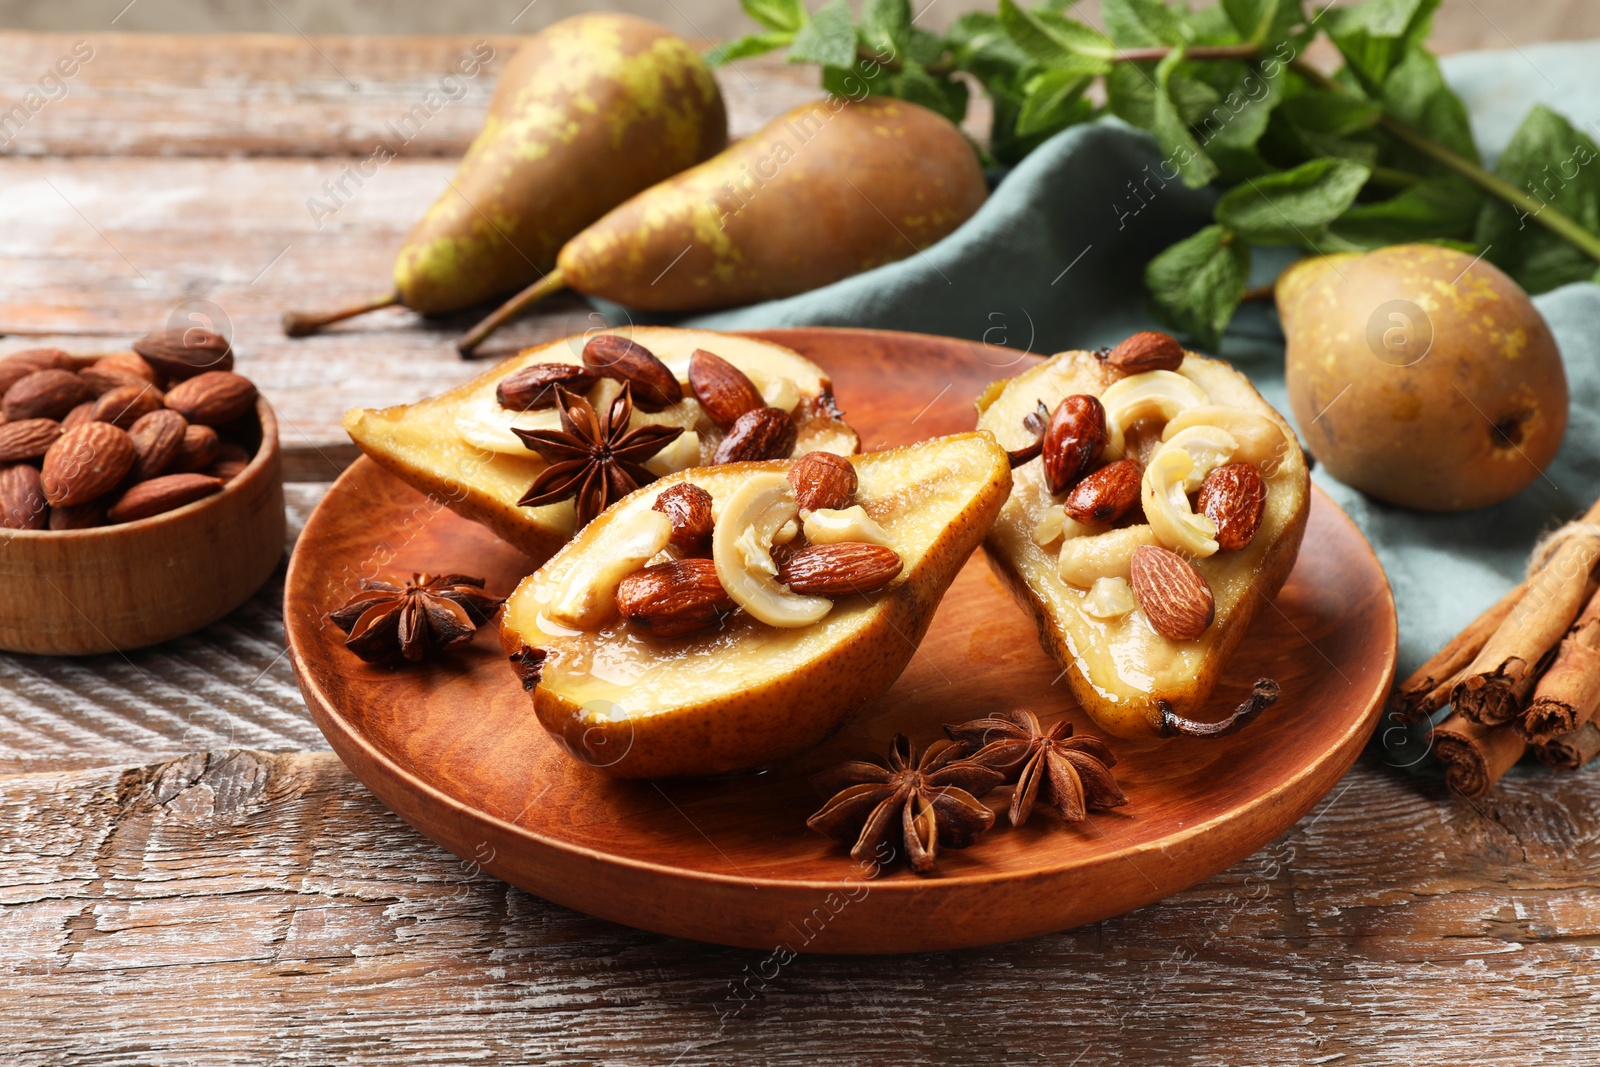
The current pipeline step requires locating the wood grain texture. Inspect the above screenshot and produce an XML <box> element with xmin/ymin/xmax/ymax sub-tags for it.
<box><xmin>2</xmin><ymin>748</ymin><xmax>1596</xmax><ymax>1066</ymax></box>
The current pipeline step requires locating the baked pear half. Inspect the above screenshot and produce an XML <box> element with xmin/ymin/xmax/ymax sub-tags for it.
<box><xmin>345</xmin><ymin>326</ymin><xmax>859</xmax><ymax>560</ymax></box>
<box><xmin>975</xmin><ymin>336</ymin><xmax>1310</xmax><ymax>740</ymax></box>
<box><xmin>501</xmin><ymin>432</ymin><xmax>1012</xmax><ymax>778</ymax></box>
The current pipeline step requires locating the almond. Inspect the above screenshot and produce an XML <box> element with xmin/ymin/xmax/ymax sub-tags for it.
<box><xmin>615</xmin><ymin>558</ymin><xmax>735</xmax><ymax>637</ymax></box>
<box><xmin>81</xmin><ymin>366</ymin><xmax>154</xmax><ymax>396</ymax></box>
<box><xmin>1129</xmin><ymin>544</ymin><xmax>1214</xmax><ymax>641</ymax></box>
<box><xmin>0</xmin><ymin>348</ymin><xmax>75</xmax><ymax>396</ymax></box>
<box><xmin>90</xmin><ymin>352</ymin><xmax>161</xmax><ymax>387</ymax></box>
<box><xmin>215</xmin><ymin>441</ymin><xmax>251</xmax><ymax>466</ymax></box>
<box><xmin>787</xmin><ymin>450</ymin><xmax>857</xmax><ymax>512</ymax></box>
<box><xmin>1197</xmin><ymin>462</ymin><xmax>1267</xmax><ymax>552</ymax></box>
<box><xmin>92</xmin><ymin>382</ymin><xmax>165</xmax><ymax>429</ymax></box>
<box><xmin>40</xmin><ymin>422</ymin><xmax>136</xmax><ymax>507</ymax></box>
<box><xmin>778</xmin><ymin>541</ymin><xmax>902</xmax><ymax>597</ymax></box>
<box><xmin>132</xmin><ymin>327</ymin><xmax>233</xmax><ymax>380</ymax></box>
<box><xmin>1105</xmin><ymin>331</ymin><xmax>1185</xmax><ymax>375</ymax></box>
<box><xmin>1062</xmin><ymin>459</ymin><xmax>1142</xmax><ymax>525</ymax></box>
<box><xmin>496</xmin><ymin>362</ymin><xmax>600</xmax><ymax>411</ymax></box>
<box><xmin>581</xmin><ymin>334</ymin><xmax>682</xmax><ymax>411</ymax></box>
<box><xmin>3</xmin><ymin>369</ymin><xmax>95</xmax><ymax>422</ymax></box>
<box><xmin>48</xmin><ymin>501</ymin><xmax>105</xmax><ymax>530</ymax></box>
<box><xmin>688</xmin><ymin>349</ymin><xmax>763</xmax><ymax>430</ymax></box>
<box><xmin>62</xmin><ymin>401</ymin><xmax>97</xmax><ymax>431</ymax></box>
<box><xmin>713</xmin><ymin>406</ymin><xmax>796</xmax><ymax>464</ymax></box>
<box><xmin>172</xmin><ymin>423</ymin><xmax>220</xmax><ymax>473</ymax></box>
<box><xmin>651</xmin><ymin>482</ymin><xmax>715</xmax><ymax>554</ymax></box>
<box><xmin>0</xmin><ymin>463</ymin><xmax>48</xmax><ymax>530</ymax></box>
<box><xmin>205</xmin><ymin>459</ymin><xmax>249</xmax><ymax>482</ymax></box>
<box><xmin>0</xmin><ymin>418</ymin><xmax>62</xmax><ymax>462</ymax></box>
<box><xmin>106</xmin><ymin>472</ymin><xmax>224</xmax><ymax>524</ymax></box>
<box><xmin>164</xmin><ymin>371</ymin><xmax>257</xmax><ymax>426</ymax></box>
<box><xmin>129</xmin><ymin>408</ymin><xmax>189</xmax><ymax>480</ymax></box>
<box><xmin>1042</xmin><ymin>394</ymin><xmax>1108</xmax><ymax>494</ymax></box>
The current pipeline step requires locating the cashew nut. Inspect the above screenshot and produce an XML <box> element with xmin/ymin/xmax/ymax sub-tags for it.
<box><xmin>1162</xmin><ymin>406</ymin><xmax>1287</xmax><ymax>468</ymax></box>
<box><xmin>1099</xmin><ymin>370</ymin><xmax>1210</xmax><ymax>460</ymax></box>
<box><xmin>713</xmin><ymin>472</ymin><xmax>832</xmax><ymax>627</ymax></box>
<box><xmin>545</xmin><ymin>510</ymin><xmax>673</xmax><ymax>629</ymax></box>
<box><xmin>1142</xmin><ymin>447</ymin><xmax>1220</xmax><ymax>558</ymax></box>
<box><xmin>1058</xmin><ymin>524</ymin><xmax>1159</xmax><ymax>587</ymax></box>
<box><xmin>803</xmin><ymin>505</ymin><xmax>892</xmax><ymax>547</ymax></box>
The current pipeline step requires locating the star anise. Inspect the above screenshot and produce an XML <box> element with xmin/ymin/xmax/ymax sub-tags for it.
<box><xmin>513</xmin><ymin>383</ymin><xmax>683</xmax><ymax>528</ymax></box>
<box><xmin>806</xmin><ymin>734</ymin><xmax>1006</xmax><ymax>876</ymax></box>
<box><xmin>946</xmin><ymin>710</ymin><xmax>1127</xmax><ymax>827</ymax></box>
<box><xmin>327</xmin><ymin>573</ymin><xmax>504</xmax><ymax>664</ymax></box>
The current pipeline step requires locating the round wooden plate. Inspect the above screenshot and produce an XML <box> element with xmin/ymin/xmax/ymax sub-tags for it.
<box><xmin>286</xmin><ymin>327</ymin><xmax>1397</xmax><ymax>954</ymax></box>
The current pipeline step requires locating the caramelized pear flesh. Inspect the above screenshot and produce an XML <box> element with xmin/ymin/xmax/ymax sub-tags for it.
<box><xmin>344</xmin><ymin>327</ymin><xmax>858</xmax><ymax>562</ymax></box>
<box><xmin>502</xmin><ymin>433</ymin><xmax>1011</xmax><ymax>778</ymax></box>
<box><xmin>976</xmin><ymin>351</ymin><xmax>1310</xmax><ymax>739</ymax></box>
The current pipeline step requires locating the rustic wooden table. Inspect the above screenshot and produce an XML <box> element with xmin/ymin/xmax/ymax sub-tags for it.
<box><xmin>2</xmin><ymin>31</ymin><xmax>1595</xmax><ymax>1066</ymax></box>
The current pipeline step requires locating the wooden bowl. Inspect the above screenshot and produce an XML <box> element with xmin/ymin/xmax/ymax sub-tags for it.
<box><xmin>0</xmin><ymin>398</ymin><xmax>285</xmax><ymax>655</ymax></box>
<box><xmin>286</xmin><ymin>328</ymin><xmax>1397</xmax><ymax>953</ymax></box>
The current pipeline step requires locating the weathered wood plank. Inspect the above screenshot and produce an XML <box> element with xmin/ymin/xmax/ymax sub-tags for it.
<box><xmin>1</xmin><ymin>748</ymin><xmax>1595</xmax><ymax>1065</ymax></box>
<box><xmin>0</xmin><ymin>484</ymin><xmax>327</xmax><ymax>777</ymax></box>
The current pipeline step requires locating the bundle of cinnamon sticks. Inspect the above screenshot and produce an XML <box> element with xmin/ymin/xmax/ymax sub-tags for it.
<box><xmin>1389</xmin><ymin>497</ymin><xmax>1600</xmax><ymax>797</ymax></box>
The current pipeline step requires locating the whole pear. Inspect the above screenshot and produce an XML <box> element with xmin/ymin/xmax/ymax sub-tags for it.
<box><xmin>1280</xmin><ymin>244</ymin><xmax>1567</xmax><ymax>511</ymax></box>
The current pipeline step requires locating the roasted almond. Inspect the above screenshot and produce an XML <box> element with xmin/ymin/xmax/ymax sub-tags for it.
<box><xmin>1062</xmin><ymin>459</ymin><xmax>1142</xmax><ymax>525</ymax></box>
<box><xmin>615</xmin><ymin>558</ymin><xmax>735</xmax><ymax>637</ymax></box>
<box><xmin>1042</xmin><ymin>394</ymin><xmax>1108</xmax><ymax>494</ymax></box>
<box><xmin>1105</xmin><ymin>331</ymin><xmax>1185</xmax><ymax>375</ymax></box>
<box><xmin>1129</xmin><ymin>544</ymin><xmax>1214</xmax><ymax>641</ymax></box>
<box><xmin>129</xmin><ymin>408</ymin><xmax>189</xmax><ymax>480</ymax></box>
<box><xmin>172</xmin><ymin>423</ymin><xmax>220</xmax><ymax>473</ymax></box>
<box><xmin>0</xmin><ymin>418</ymin><xmax>63</xmax><ymax>462</ymax></box>
<box><xmin>90</xmin><ymin>352</ymin><xmax>161</xmax><ymax>386</ymax></box>
<box><xmin>581</xmin><ymin>334</ymin><xmax>682</xmax><ymax>410</ymax></box>
<box><xmin>214</xmin><ymin>441</ymin><xmax>251</xmax><ymax>466</ymax></box>
<box><xmin>164</xmin><ymin>370</ymin><xmax>257</xmax><ymax>426</ymax></box>
<box><xmin>496</xmin><ymin>362</ymin><xmax>600</xmax><ymax>411</ymax></box>
<box><xmin>713</xmin><ymin>406</ymin><xmax>796</xmax><ymax>464</ymax></box>
<box><xmin>62</xmin><ymin>401</ymin><xmax>96</xmax><ymax>431</ymax></box>
<box><xmin>132</xmin><ymin>327</ymin><xmax>233</xmax><ymax>380</ymax></box>
<box><xmin>40</xmin><ymin>422</ymin><xmax>137</xmax><ymax>507</ymax></box>
<box><xmin>3</xmin><ymin>369</ymin><xmax>95</xmax><ymax>422</ymax></box>
<box><xmin>688</xmin><ymin>349</ymin><xmax>763</xmax><ymax>430</ymax></box>
<box><xmin>0</xmin><ymin>463</ymin><xmax>48</xmax><ymax>530</ymax></box>
<box><xmin>1198</xmin><ymin>462</ymin><xmax>1267</xmax><ymax>552</ymax></box>
<box><xmin>651</xmin><ymin>482</ymin><xmax>715</xmax><ymax>554</ymax></box>
<box><xmin>106</xmin><ymin>472</ymin><xmax>225</xmax><ymax>524</ymax></box>
<box><xmin>48</xmin><ymin>501</ymin><xmax>105</xmax><ymax>530</ymax></box>
<box><xmin>778</xmin><ymin>541</ymin><xmax>902</xmax><ymax>597</ymax></box>
<box><xmin>205</xmin><ymin>459</ymin><xmax>249</xmax><ymax>482</ymax></box>
<box><xmin>92</xmin><ymin>382</ymin><xmax>165</xmax><ymax>429</ymax></box>
<box><xmin>0</xmin><ymin>348</ymin><xmax>75</xmax><ymax>397</ymax></box>
<box><xmin>80</xmin><ymin>366</ymin><xmax>153</xmax><ymax>396</ymax></box>
<box><xmin>787</xmin><ymin>450</ymin><xmax>857</xmax><ymax>512</ymax></box>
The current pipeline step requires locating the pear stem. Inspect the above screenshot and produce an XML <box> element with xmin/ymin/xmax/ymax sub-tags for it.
<box><xmin>457</xmin><ymin>269</ymin><xmax>569</xmax><ymax>358</ymax></box>
<box><xmin>281</xmin><ymin>291</ymin><xmax>401</xmax><ymax>338</ymax></box>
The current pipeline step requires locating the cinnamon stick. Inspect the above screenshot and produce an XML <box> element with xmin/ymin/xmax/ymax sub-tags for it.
<box><xmin>1433</xmin><ymin>713</ymin><xmax>1527</xmax><ymax>798</ymax></box>
<box><xmin>1388</xmin><ymin>580</ymin><xmax>1527</xmax><ymax>724</ymax></box>
<box><xmin>1531</xmin><ymin>721</ymin><xmax>1600</xmax><ymax>772</ymax></box>
<box><xmin>1521</xmin><ymin>585</ymin><xmax>1600</xmax><ymax>740</ymax></box>
<box><xmin>1453</xmin><ymin>499</ymin><xmax>1600</xmax><ymax>724</ymax></box>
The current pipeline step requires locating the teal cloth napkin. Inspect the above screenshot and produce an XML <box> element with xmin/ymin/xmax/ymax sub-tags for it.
<box><xmin>663</xmin><ymin>43</ymin><xmax>1600</xmax><ymax>681</ymax></box>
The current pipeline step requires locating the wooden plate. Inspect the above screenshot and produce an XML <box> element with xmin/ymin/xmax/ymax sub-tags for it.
<box><xmin>286</xmin><ymin>327</ymin><xmax>1397</xmax><ymax>954</ymax></box>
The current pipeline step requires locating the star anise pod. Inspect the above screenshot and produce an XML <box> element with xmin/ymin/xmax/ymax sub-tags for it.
<box><xmin>946</xmin><ymin>710</ymin><xmax>1127</xmax><ymax>827</ymax></box>
<box><xmin>327</xmin><ymin>573</ymin><xmax>504</xmax><ymax>664</ymax></box>
<box><xmin>806</xmin><ymin>734</ymin><xmax>1005</xmax><ymax>876</ymax></box>
<box><xmin>513</xmin><ymin>383</ymin><xmax>683</xmax><ymax>528</ymax></box>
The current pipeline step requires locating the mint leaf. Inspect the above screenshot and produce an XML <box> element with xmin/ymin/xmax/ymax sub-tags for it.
<box><xmin>890</xmin><ymin>59</ymin><xmax>971</xmax><ymax>123</ymax></box>
<box><xmin>1214</xmin><ymin>157</ymin><xmax>1372</xmax><ymax>244</ymax></box>
<box><xmin>1321</xmin><ymin>0</ymin><xmax>1438</xmax><ymax>95</ymax></box>
<box><xmin>1195</xmin><ymin>59</ymin><xmax>1286</xmax><ymax>181</ymax></box>
<box><xmin>1152</xmin><ymin>49</ymin><xmax>1220</xmax><ymax>189</ymax></box>
<box><xmin>1278</xmin><ymin>87</ymin><xmax>1382</xmax><ymax>136</ymax></box>
<box><xmin>1326</xmin><ymin>176</ymin><xmax>1482</xmax><ymax>249</ymax></box>
<box><xmin>789</xmin><ymin>0</ymin><xmax>857</xmax><ymax>69</ymax></box>
<box><xmin>999</xmin><ymin>0</ymin><xmax>1114</xmax><ymax>71</ymax></box>
<box><xmin>1379</xmin><ymin>46</ymin><xmax>1477</xmax><ymax>163</ymax></box>
<box><xmin>1016</xmin><ymin>69</ymin><xmax>1095</xmax><ymax>136</ymax></box>
<box><xmin>1477</xmin><ymin>104</ymin><xmax>1600</xmax><ymax>293</ymax></box>
<box><xmin>1145</xmin><ymin>225</ymin><xmax>1251</xmax><ymax>347</ymax></box>
<box><xmin>861</xmin><ymin>0</ymin><xmax>912</xmax><ymax>57</ymax></box>
<box><xmin>1221</xmin><ymin>0</ymin><xmax>1303</xmax><ymax>45</ymax></box>
<box><xmin>742</xmin><ymin>0</ymin><xmax>806</xmax><ymax>33</ymax></box>
<box><xmin>706</xmin><ymin>31</ymin><xmax>794</xmax><ymax>66</ymax></box>
<box><xmin>948</xmin><ymin>10</ymin><xmax>1030</xmax><ymax>79</ymax></box>
<box><xmin>1103</xmin><ymin>0</ymin><xmax>1189</xmax><ymax>48</ymax></box>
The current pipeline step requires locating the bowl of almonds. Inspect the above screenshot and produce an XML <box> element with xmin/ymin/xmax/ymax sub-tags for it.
<box><xmin>0</xmin><ymin>328</ymin><xmax>285</xmax><ymax>654</ymax></box>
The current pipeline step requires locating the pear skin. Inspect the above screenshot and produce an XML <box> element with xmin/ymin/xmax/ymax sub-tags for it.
<box><xmin>1280</xmin><ymin>244</ymin><xmax>1567</xmax><ymax>511</ymax></box>
<box><xmin>554</xmin><ymin>97</ymin><xmax>987</xmax><ymax>312</ymax></box>
<box><xmin>393</xmin><ymin>14</ymin><xmax>727</xmax><ymax>315</ymax></box>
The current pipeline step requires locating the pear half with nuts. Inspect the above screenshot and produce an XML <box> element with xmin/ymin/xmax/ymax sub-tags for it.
<box><xmin>976</xmin><ymin>335</ymin><xmax>1311</xmax><ymax>740</ymax></box>
<box><xmin>500</xmin><ymin>432</ymin><xmax>1012</xmax><ymax>778</ymax></box>
<box><xmin>344</xmin><ymin>326</ymin><xmax>859</xmax><ymax>561</ymax></box>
